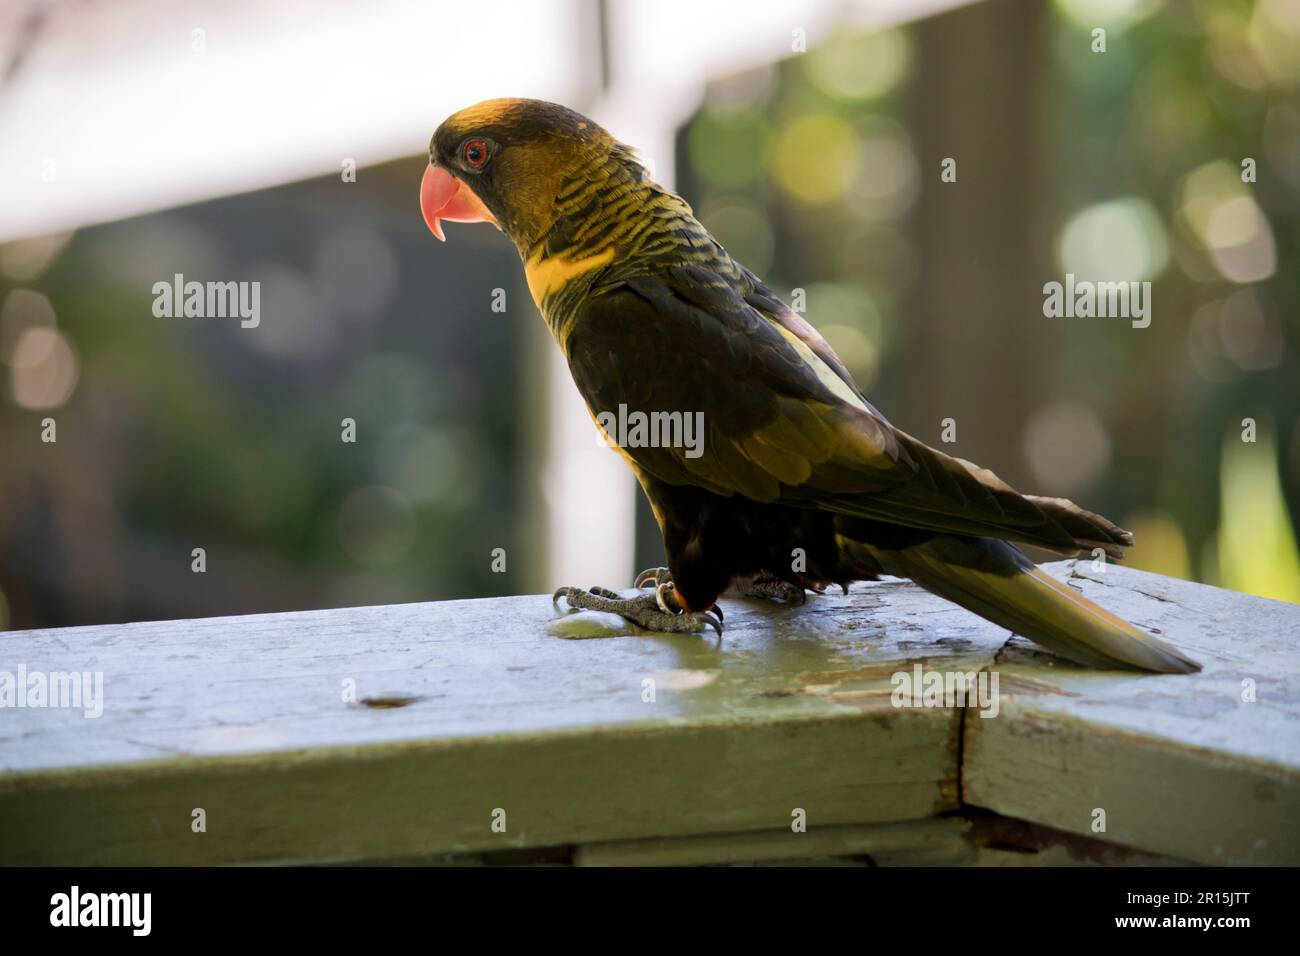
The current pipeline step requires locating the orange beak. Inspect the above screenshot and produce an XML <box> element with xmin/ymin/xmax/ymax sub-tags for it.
<box><xmin>420</xmin><ymin>164</ymin><xmax>495</xmax><ymax>241</ymax></box>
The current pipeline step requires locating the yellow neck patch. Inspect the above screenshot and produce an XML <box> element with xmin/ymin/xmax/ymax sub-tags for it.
<box><xmin>525</xmin><ymin>245</ymin><xmax>615</xmax><ymax>310</ymax></box>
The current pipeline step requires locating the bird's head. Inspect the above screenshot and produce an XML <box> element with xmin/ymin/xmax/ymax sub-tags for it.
<box><xmin>421</xmin><ymin>97</ymin><xmax>617</xmax><ymax>251</ymax></box>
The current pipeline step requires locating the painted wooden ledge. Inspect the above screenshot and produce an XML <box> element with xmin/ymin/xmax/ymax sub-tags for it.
<box><xmin>0</xmin><ymin>560</ymin><xmax>1295</xmax><ymax>866</ymax></box>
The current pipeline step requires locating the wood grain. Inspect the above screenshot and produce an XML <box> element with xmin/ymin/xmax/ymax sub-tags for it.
<box><xmin>962</xmin><ymin>562</ymin><xmax>1300</xmax><ymax>865</ymax></box>
<box><xmin>1</xmin><ymin>560</ymin><xmax>1294</xmax><ymax>864</ymax></box>
<box><xmin>1</xmin><ymin>575</ymin><xmax>992</xmax><ymax>863</ymax></box>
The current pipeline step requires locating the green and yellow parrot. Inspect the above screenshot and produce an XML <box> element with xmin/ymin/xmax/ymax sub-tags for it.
<box><xmin>420</xmin><ymin>98</ymin><xmax>1199</xmax><ymax>674</ymax></box>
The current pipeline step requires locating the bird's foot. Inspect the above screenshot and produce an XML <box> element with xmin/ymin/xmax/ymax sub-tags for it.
<box><xmin>632</xmin><ymin>566</ymin><xmax>724</xmax><ymax>622</ymax></box>
<box><xmin>553</xmin><ymin>582</ymin><xmax>723</xmax><ymax>637</ymax></box>
<box><xmin>735</xmin><ymin>572</ymin><xmax>813</xmax><ymax>605</ymax></box>
<box><xmin>634</xmin><ymin>566</ymin><xmax>810</xmax><ymax>606</ymax></box>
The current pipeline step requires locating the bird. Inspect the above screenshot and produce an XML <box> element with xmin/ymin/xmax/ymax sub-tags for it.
<box><xmin>419</xmin><ymin>97</ymin><xmax>1200</xmax><ymax>674</ymax></box>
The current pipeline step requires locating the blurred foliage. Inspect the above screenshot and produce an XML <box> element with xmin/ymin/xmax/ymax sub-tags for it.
<box><xmin>0</xmin><ymin>159</ymin><xmax>527</xmax><ymax>628</ymax></box>
<box><xmin>675</xmin><ymin>0</ymin><xmax>1298</xmax><ymax>601</ymax></box>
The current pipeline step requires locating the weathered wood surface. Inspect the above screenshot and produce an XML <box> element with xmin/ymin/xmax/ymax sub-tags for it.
<box><xmin>962</xmin><ymin>562</ymin><xmax>1300</xmax><ymax>865</ymax></box>
<box><xmin>0</xmin><ymin>572</ymin><xmax>992</xmax><ymax>864</ymax></box>
<box><xmin>0</xmin><ymin>560</ymin><xmax>1294</xmax><ymax>865</ymax></box>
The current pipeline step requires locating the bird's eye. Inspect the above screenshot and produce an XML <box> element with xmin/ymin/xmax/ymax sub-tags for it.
<box><xmin>462</xmin><ymin>139</ymin><xmax>490</xmax><ymax>169</ymax></box>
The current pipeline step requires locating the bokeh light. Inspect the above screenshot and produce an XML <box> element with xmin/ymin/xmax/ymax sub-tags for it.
<box><xmin>1022</xmin><ymin>401</ymin><xmax>1112</xmax><ymax>497</ymax></box>
<box><xmin>375</xmin><ymin>423</ymin><xmax>481</xmax><ymax>509</ymax></box>
<box><xmin>844</xmin><ymin>116</ymin><xmax>918</xmax><ymax>222</ymax></box>
<box><xmin>1178</xmin><ymin>160</ymin><xmax>1277</xmax><ymax>284</ymax></box>
<box><xmin>1124</xmin><ymin>509</ymin><xmax>1191</xmax><ymax>579</ymax></box>
<box><xmin>0</xmin><ymin>232</ymin><xmax>74</xmax><ymax>282</ymax></box>
<box><xmin>687</xmin><ymin>108</ymin><xmax>771</xmax><ymax>190</ymax></box>
<box><xmin>1054</xmin><ymin>0</ymin><xmax>1163</xmax><ymax>34</ymax></box>
<box><xmin>313</xmin><ymin>226</ymin><xmax>399</xmax><ymax>321</ymax></box>
<box><xmin>11</xmin><ymin>327</ymin><xmax>79</xmax><ymax>410</ymax></box>
<box><xmin>1187</xmin><ymin>289</ymin><xmax>1286</xmax><ymax>382</ymax></box>
<box><xmin>1132</xmin><ymin>60</ymin><xmax>1211</xmax><ymax>165</ymax></box>
<box><xmin>1</xmin><ymin>289</ymin><xmax>57</xmax><ymax>365</ymax></box>
<box><xmin>1218</xmin><ymin>419</ymin><xmax>1300</xmax><ymax>603</ymax></box>
<box><xmin>1217</xmin><ymin>288</ymin><xmax>1285</xmax><ymax>371</ymax></box>
<box><xmin>1057</xmin><ymin>197</ymin><xmax>1169</xmax><ymax>282</ymax></box>
<box><xmin>802</xmin><ymin>282</ymin><xmax>883</xmax><ymax>388</ymax></box>
<box><xmin>772</xmin><ymin>113</ymin><xmax>861</xmax><ymax>205</ymax></box>
<box><xmin>245</xmin><ymin>263</ymin><xmax>337</xmax><ymax>359</ymax></box>
<box><xmin>804</xmin><ymin>28</ymin><xmax>911</xmax><ymax>102</ymax></box>
<box><xmin>1248</xmin><ymin>0</ymin><xmax>1300</xmax><ymax>88</ymax></box>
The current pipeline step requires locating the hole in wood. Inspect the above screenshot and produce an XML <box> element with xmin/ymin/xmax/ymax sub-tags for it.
<box><xmin>357</xmin><ymin>695</ymin><xmax>422</xmax><ymax>709</ymax></box>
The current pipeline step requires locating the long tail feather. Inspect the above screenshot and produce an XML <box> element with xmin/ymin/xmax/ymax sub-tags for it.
<box><xmin>858</xmin><ymin>535</ymin><xmax>1200</xmax><ymax>674</ymax></box>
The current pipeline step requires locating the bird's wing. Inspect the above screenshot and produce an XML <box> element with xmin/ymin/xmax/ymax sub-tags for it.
<box><xmin>566</xmin><ymin>266</ymin><xmax>1129</xmax><ymax>555</ymax></box>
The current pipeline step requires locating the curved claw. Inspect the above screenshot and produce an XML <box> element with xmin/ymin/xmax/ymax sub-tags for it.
<box><xmin>654</xmin><ymin>581</ymin><xmax>676</xmax><ymax>614</ymax></box>
<box><xmin>635</xmin><ymin>566</ymin><xmax>670</xmax><ymax>589</ymax></box>
<box><xmin>699</xmin><ymin>608</ymin><xmax>724</xmax><ymax>638</ymax></box>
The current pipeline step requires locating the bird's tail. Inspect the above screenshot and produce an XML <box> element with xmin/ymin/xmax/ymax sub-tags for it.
<box><xmin>849</xmin><ymin>535</ymin><xmax>1201</xmax><ymax>674</ymax></box>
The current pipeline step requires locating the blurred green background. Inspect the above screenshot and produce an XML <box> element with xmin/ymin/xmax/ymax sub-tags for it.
<box><xmin>670</xmin><ymin>0</ymin><xmax>1300</xmax><ymax>603</ymax></box>
<box><xmin>1</xmin><ymin>0</ymin><xmax>1297</xmax><ymax>630</ymax></box>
